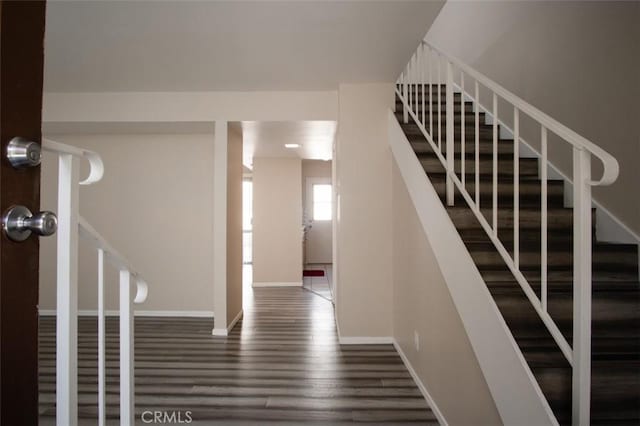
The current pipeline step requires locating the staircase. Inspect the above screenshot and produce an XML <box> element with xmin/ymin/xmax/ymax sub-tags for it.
<box><xmin>394</xmin><ymin>86</ymin><xmax>640</xmax><ymax>424</ymax></box>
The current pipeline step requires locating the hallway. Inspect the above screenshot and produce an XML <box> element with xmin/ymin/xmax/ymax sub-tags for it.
<box><xmin>38</xmin><ymin>287</ymin><xmax>436</xmax><ymax>425</ymax></box>
<box><xmin>303</xmin><ymin>264</ymin><xmax>334</xmax><ymax>301</ymax></box>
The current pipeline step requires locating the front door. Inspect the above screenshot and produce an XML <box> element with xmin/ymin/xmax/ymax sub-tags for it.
<box><xmin>0</xmin><ymin>1</ymin><xmax>47</xmax><ymax>424</ymax></box>
<box><xmin>304</xmin><ymin>177</ymin><xmax>332</xmax><ymax>264</ymax></box>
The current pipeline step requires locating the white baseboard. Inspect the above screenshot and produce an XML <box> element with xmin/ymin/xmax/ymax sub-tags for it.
<box><xmin>252</xmin><ymin>281</ymin><xmax>302</xmax><ymax>288</ymax></box>
<box><xmin>38</xmin><ymin>309</ymin><xmax>214</xmax><ymax>318</ymax></box>
<box><xmin>393</xmin><ymin>340</ymin><xmax>448</xmax><ymax>426</ymax></box>
<box><xmin>334</xmin><ymin>316</ymin><xmax>394</xmax><ymax>345</ymax></box>
<box><xmin>338</xmin><ymin>335</ymin><xmax>394</xmax><ymax>345</ymax></box>
<box><xmin>212</xmin><ymin>309</ymin><xmax>244</xmax><ymax>337</ymax></box>
<box><xmin>332</xmin><ymin>331</ymin><xmax>448</xmax><ymax>425</ymax></box>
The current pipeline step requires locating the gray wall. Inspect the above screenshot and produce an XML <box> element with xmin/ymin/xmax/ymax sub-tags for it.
<box><xmin>252</xmin><ymin>157</ymin><xmax>303</xmax><ymax>284</ymax></box>
<box><xmin>40</xmin><ymin>133</ymin><xmax>216</xmax><ymax>314</ymax></box>
<box><xmin>333</xmin><ymin>82</ymin><xmax>501</xmax><ymax>420</ymax></box>
<box><xmin>335</xmin><ymin>83</ymin><xmax>394</xmax><ymax>338</ymax></box>
<box><xmin>427</xmin><ymin>0</ymin><xmax>640</xmax><ymax>234</ymax></box>
<box><xmin>227</xmin><ymin>128</ymin><xmax>243</xmax><ymax>323</ymax></box>
<box><xmin>392</xmin><ymin>161</ymin><xmax>502</xmax><ymax>425</ymax></box>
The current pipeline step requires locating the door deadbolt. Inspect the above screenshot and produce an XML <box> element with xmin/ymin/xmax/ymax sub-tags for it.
<box><xmin>2</xmin><ymin>206</ymin><xmax>57</xmax><ymax>242</ymax></box>
<box><xmin>6</xmin><ymin>137</ymin><xmax>41</xmax><ymax>168</ymax></box>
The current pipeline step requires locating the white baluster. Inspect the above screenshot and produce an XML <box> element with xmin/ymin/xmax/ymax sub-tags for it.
<box><xmin>421</xmin><ymin>43</ymin><xmax>426</xmax><ymax>127</ymax></box>
<box><xmin>446</xmin><ymin>60</ymin><xmax>455</xmax><ymax>206</ymax></box>
<box><xmin>394</xmin><ymin>77</ymin><xmax>399</xmax><ymax>113</ymax></box>
<box><xmin>98</xmin><ymin>249</ymin><xmax>106</xmax><ymax>426</ymax></box>
<box><xmin>541</xmin><ymin>126</ymin><xmax>548</xmax><ymax>311</ymax></box>
<box><xmin>120</xmin><ymin>270</ymin><xmax>135</xmax><ymax>426</ymax></box>
<box><xmin>514</xmin><ymin>107</ymin><xmax>520</xmax><ymax>268</ymax></box>
<box><xmin>572</xmin><ymin>147</ymin><xmax>592</xmax><ymax>426</ymax></box>
<box><xmin>492</xmin><ymin>93</ymin><xmax>498</xmax><ymax>236</ymax></box>
<box><xmin>56</xmin><ymin>154</ymin><xmax>79</xmax><ymax>426</ymax></box>
<box><xmin>409</xmin><ymin>54</ymin><xmax>415</xmax><ymax>111</ymax></box>
<box><xmin>403</xmin><ymin>71</ymin><xmax>408</xmax><ymax>124</ymax></box>
<box><xmin>437</xmin><ymin>55</ymin><xmax>442</xmax><ymax>152</ymax></box>
<box><xmin>428</xmin><ymin>47</ymin><xmax>433</xmax><ymax>138</ymax></box>
<box><xmin>415</xmin><ymin>51</ymin><xmax>419</xmax><ymax>116</ymax></box>
<box><xmin>461</xmin><ymin>71</ymin><xmax>465</xmax><ymax>188</ymax></box>
<box><xmin>475</xmin><ymin>80</ymin><xmax>480</xmax><ymax>210</ymax></box>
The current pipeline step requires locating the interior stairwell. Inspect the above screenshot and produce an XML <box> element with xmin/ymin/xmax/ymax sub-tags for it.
<box><xmin>395</xmin><ymin>86</ymin><xmax>640</xmax><ymax>425</ymax></box>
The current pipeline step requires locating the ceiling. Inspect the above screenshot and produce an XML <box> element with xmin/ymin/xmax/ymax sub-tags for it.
<box><xmin>236</xmin><ymin>121</ymin><xmax>336</xmax><ymax>167</ymax></box>
<box><xmin>44</xmin><ymin>0</ymin><xmax>444</xmax><ymax>92</ymax></box>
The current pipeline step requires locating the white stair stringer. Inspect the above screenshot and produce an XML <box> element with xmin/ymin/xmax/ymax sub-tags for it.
<box><xmin>388</xmin><ymin>109</ymin><xmax>558</xmax><ymax>426</ymax></box>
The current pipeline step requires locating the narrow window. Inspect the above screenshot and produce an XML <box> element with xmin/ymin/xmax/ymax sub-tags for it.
<box><xmin>313</xmin><ymin>184</ymin><xmax>332</xmax><ymax>221</ymax></box>
<box><xmin>242</xmin><ymin>180</ymin><xmax>253</xmax><ymax>264</ymax></box>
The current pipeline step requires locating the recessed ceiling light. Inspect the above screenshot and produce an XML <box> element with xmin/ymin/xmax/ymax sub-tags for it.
<box><xmin>284</xmin><ymin>144</ymin><xmax>300</xmax><ymax>149</ymax></box>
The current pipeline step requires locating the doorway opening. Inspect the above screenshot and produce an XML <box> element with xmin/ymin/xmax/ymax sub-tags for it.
<box><xmin>302</xmin><ymin>167</ymin><xmax>334</xmax><ymax>301</ymax></box>
<box><xmin>238</xmin><ymin>121</ymin><xmax>336</xmax><ymax>303</ymax></box>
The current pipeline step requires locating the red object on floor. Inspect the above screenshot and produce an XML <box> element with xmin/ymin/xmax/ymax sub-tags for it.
<box><xmin>303</xmin><ymin>270</ymin><xmax>325</xmax><ymax>277</ymax></box>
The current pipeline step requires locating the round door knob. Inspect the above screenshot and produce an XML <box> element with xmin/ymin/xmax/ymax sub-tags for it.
<box><xmin>6</xmin><ymin>137</ymin><xmax>41</xmax><ymax>168</ymax></box>
<box><xmin>2</xmin><ymin>205</ymin><xmax>57</xmax><ymax>242</ymax></box>
<box><xmin>26</xmin><ymin>211</ymin><xmax>58</xmax><ymax>236</ymax></box>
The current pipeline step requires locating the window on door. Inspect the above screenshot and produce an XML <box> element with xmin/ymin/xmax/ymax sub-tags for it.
<box><xmin>312</xmin><ymin>184</ymin><xmax>332</xmax><ymax>221</ymax></box>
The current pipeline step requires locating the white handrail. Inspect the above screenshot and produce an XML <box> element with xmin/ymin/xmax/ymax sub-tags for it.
<box><xmin>396</xmin><ymin>40</ymin><xmax>619</xmax><ymax>426</ymax></box>
<box><xmin>42</xmin><ymin>138</ymin><xmax>104</xmax><ymax>185</ymax></box>
<box><xmin>44</xmin><ymin>138</ymin><xmax>148</xmax><ymax>426</ymax></box>
<box><xmin>424</xmin><ymin>42</ymin><xmax>619</xmax><ymax>187</ymax></box>
<box><xmin>78</xmin><ymin>216</ymin><xmax>149</xmax><ymax>303</ymax></box>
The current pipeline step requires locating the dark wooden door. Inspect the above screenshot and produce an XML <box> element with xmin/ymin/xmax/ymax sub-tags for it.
<box><xmin>0</xmin><ymin>1</ymin><xmax>47</xmax><ymax>425</ymax></box>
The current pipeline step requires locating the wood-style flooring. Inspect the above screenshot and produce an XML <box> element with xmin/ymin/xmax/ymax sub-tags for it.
<box><xmin>38</xmin><ymin>286</ymin><xmax>436</xmax><ymax>425</ymax></box>
<box><xmin>303</xmin><ymin>263</ymin><xmax>334</xmax><ymax>301</ymax></box>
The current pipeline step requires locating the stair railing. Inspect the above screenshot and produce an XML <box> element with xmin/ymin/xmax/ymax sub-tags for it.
<box><xmin>42</xmin><ymin>139</ymin><xmax>149</xmax><ymax>426</ymax></box>
<box><xmin>396</xmin><ymin>40</ymin><xmax>619</xmax><ymax>426</ymax></box>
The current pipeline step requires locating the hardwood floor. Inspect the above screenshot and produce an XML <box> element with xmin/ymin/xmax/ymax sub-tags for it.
<box><xmin>39</xmin><ymin>286</ymin><xmax>436</xmax><ymax>424</ymax></box>
<box><xmin>303</xmin><ymin>263</ymin><xmax>334</xmax><ymax>301</ymax></box>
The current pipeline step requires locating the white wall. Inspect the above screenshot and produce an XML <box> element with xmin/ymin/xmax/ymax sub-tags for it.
<box><xmin>226</xmin><ymin>128</ymin><xmax>243</xmax><ymax>325</ymax></box>
<box><xmin>426</xmin><ymin>0</ymin><xmax>640</xmax><ymax>235</ymax></box>
<box><xmin>392</xmin><ymin>161</ymin><xmax>502</xmax><ymax>425</ymax></box>
<box><xmin>252</xmin><ymin>157</ymin><xmax>303</xmax><ymax>285</ymax></box>
<box><xmin>39</xmin><ymin>133</ymin><xmax>215</xmax><ymax>314</ymax></box>
<box><xmin>43</xmin><ymin>91</ymin><xmax>338</xmax><ymax>123</ymax></box>
<box><xmin>302</xmin><ymin>160</ymin><xmax>333</xmax><ymax>264</ymax></box>
<box><xmin>335</xmin><ymin>83</ymin><xmax>394</xmax><ymax>338</ymax></box>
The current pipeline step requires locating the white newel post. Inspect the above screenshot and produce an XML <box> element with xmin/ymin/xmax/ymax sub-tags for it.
<box><xmin>119</xmin><ymin>270</ymin><xmax>135</xmax><ymax>426</ymax></box>
<box><xmin>572</xmin><ymin>147</ymin><xmax>592</xmax><ymax>426</ymax></box>
<box><xmin>445</xmin><ymin>60</ymin><xmax>454</xmax><ymax>206</ymax></box>
<box><xmin>56</xmin><ymin>154</ymin><xmax>80</xmax><ymax>426</ymax></box>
